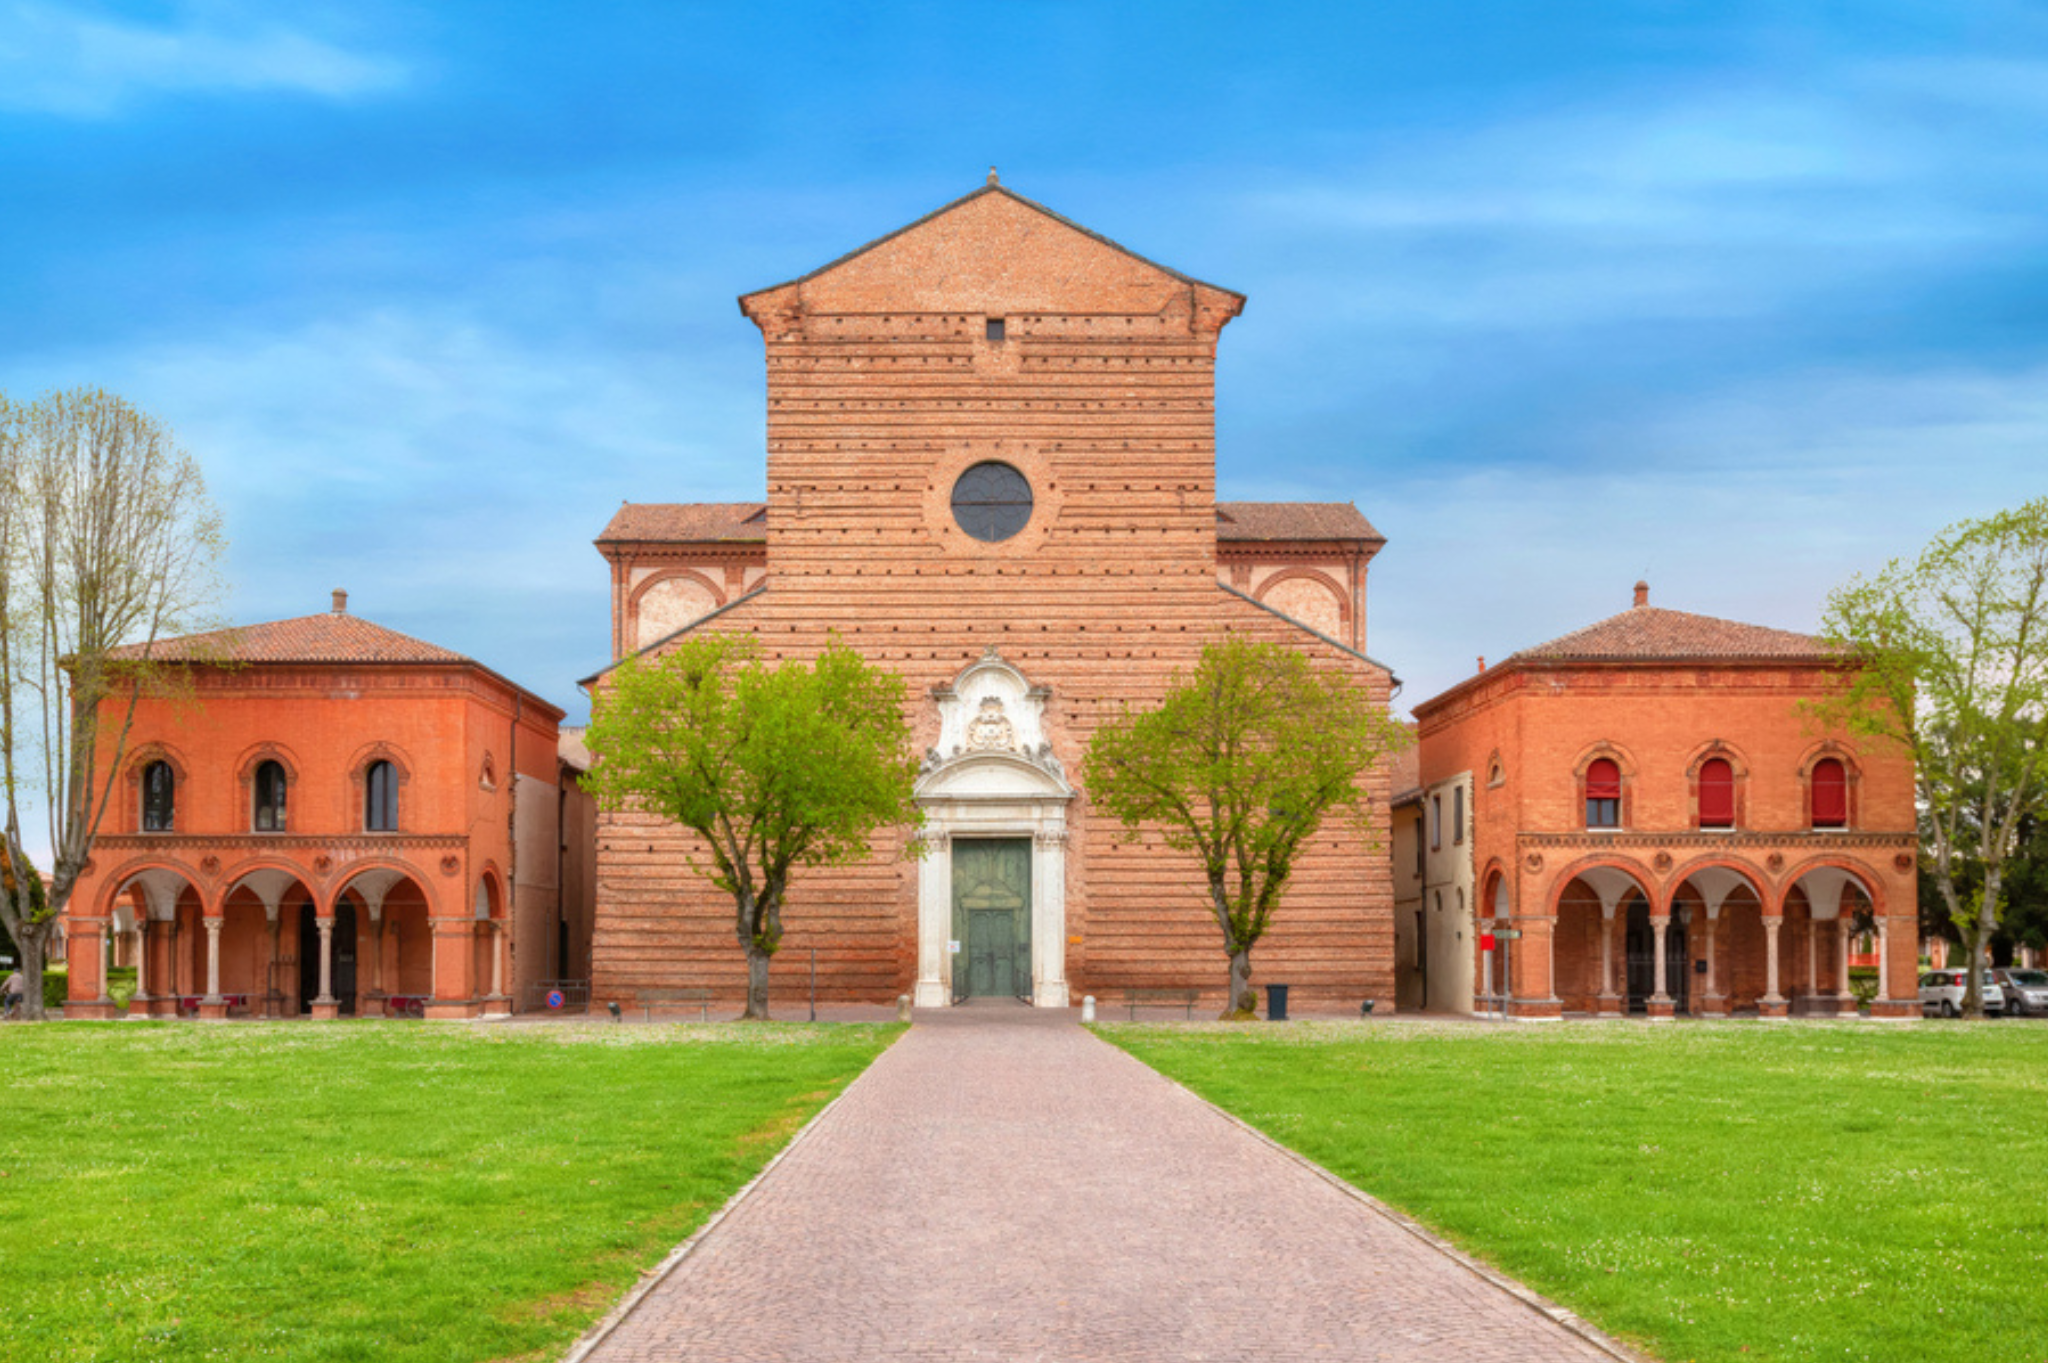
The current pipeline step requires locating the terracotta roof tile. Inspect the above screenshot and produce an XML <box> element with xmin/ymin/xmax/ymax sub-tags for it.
<box><xmin>109</xmin><ymin>613</ymin><xmax>470</xmax><ymax>665</ymax></box>
<box><xmin>598</xmin><ymin>503</ymin><xmax>767</xmax><ymax>544</ymax></box>
<box><xmin>1512</xmin><ymin>605</ymin><xmax>1835</xmax><ymax>663</ymax></box>
<box><xmin>599</xmin><ymin>500</ymin><xmax>1378</xmax><ymax>545</ymax></box>
<box><xmin>1214</xmin><ymin>501</ymin><xmax>1381</xmax><ymax>543</ymax></box>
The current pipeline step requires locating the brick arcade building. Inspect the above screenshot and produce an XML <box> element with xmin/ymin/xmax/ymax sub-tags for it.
<box><xmin>1405</xmin><ymin>583</ymin><xmax>1920</xmax><ymax>1020</ymax></box>
<box><xmin>61</xmin><ymin>594</ymin><xmax>573</xmax><ymax>1021</ymax></box>
<box><xmin>588</xmin><ymin>177</ymin><xmax>1399</xmax><ymax>1013</ymax></box>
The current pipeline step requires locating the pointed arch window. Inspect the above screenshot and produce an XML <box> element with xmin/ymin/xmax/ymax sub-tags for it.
<box><xmin>141</xmin><ymin>761</ymin><xmax>175</xmax><ymax>832</ymax></box>
<box><xmin>365</xmin><ymin>760</ymin><xmax>398</xmax><ymax>832</ymax></box>
<box><xmin>1585</xmin><ymin>758</ymin><xmax>1622</xmax><ymax>829</ymax></box>
<box><xmin>1811</xmin><ymin>758</ymin><xmax>1848</xmax><ymax>829</ymax></box>
<box><xmin>253</xmin><ymin>760</ymin><xmax>288</xmax><ymax>832</ymax></box>
<box><xmin>1698</xmin><ymin>758</ymin><xmax>1736</xmax><ymax>829</ymax></box>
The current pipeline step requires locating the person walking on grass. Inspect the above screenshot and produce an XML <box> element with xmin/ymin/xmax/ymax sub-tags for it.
<box><xmin>1</xmin><ymin>968</ymin><xmax>23</xmax><ymax>1020</ymax></box>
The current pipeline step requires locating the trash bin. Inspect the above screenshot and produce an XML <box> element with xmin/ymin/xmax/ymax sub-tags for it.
<box><xmin>1266</xmin><ymin>983</ymin><xmax>1290</xmax><ymax>1022</ymax></box>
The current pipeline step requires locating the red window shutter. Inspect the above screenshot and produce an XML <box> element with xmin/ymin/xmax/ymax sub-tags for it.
<box><xmin>1699</xmin><ymin>758</ymin><xmax>1735</xmax><ymax>827</ymax></box>
<box><xmin>1812</xmin><ymin>759</ymin><xmax>1847</xmax><ymax>826</ymax></box>
<box><xmin>1586</xmin><ymin>758</ymin><xmax>1622</xmax><ymax>800</ymax></box>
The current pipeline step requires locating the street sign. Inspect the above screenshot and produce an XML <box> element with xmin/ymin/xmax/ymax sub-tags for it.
<box><xmin>1479</xmin><ymin>933</ymin><xmax>1496</xmax><ymax>952</ymax></box>
<box><xmin>545</xmin><ymin>989</ymin><xmax>565</xmax><ymax>1010</ymax></box>
<box><xmin>1494</xmin><ymin>929</ymin><xmax>1523</xmax><ymax>940</ymax></box>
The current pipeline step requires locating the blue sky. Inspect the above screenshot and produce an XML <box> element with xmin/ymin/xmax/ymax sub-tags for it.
<box><xmin>4</xmin><ymin>0</ymin><xmax>2046</xmax><ymax>725</ymax></box>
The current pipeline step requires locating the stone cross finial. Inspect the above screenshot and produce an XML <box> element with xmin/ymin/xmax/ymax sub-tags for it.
<box><xmin>988</xmin><ymin>166</ymin><xmax>999</xmax><ymax>185</ymax></box>
<box><xmin>332</xmin><ymin>588</ymin><xmax>348</xmax><ymax>614</ymax></box>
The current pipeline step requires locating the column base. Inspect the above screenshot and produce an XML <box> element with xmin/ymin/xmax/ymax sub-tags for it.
<box><xmin>1032</xmin><ymin>981</ymin><xmax>1069</xmax><ymax>1008</ymax></box>
<box><xmin>359</xmin><ymin>994</ymin><xmax>387</xmax><ymax>1018</ymax></box>
<box><xmin>913</xmin><ymin>979</ymin><xmax>948</xmax><ymax>1008</ymax></box>
<box><xmin>67</xmin><ymin>1001</ymin><xmax>121</xmax><ymax>1020</ymax></box>
<box><xmin>424</xmin><ymin>999</ymin><xmax>483</xmax><ymax>1020</ymax></box>
<box><xmin>1698</xmin><ymin>992</ymin><xmax>1730</xmax><ymax>1017</ymax></box>
<box><xmin>1596</xmin><ymin>992</ymin><xmax>1624</xmax><ymax>1016</ymax></box>
<box><xmin>1759</xmin><ymin>997</ymin><xmax>1790</xmax><ymax>1020</ymax></box>
<box><xmin>309</xmin><ymin>1000</ymin><xmax>341</xmax><ymax>1021</ymax></box>
<box><xmin>482</xmin><ymin>993</ymin><xmax>512</xmax><ymax>1018</ymax></box>
<box><xmin>1647</xmin><ymin>996</ymin><xmax>1676</xmax><ymax>1020</ymax></box>
<box><xmin>197</xmin><ymin>999</ymin><xmax>230</xmax><ymax>1021</ymax></box>
<box><xmin>1834</xmin><ymin>994</ymin><xmax>1861</xmax><ymax>1018</ymax></box>
<box><xmin>1868</xmin><ymin>998</ymin><xmax>1920</xmax><ymax>1020</ymax></box>
<box><xmin>1509</xmin><ymin>996</ymin><xmax>1564</xmax><ymax>1021</ymax></box>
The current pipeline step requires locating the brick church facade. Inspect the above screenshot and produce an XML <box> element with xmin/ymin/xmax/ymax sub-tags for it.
<box><xmin>587</xmin><ymin>177</ymin><xmax>1398</xmax><ymax>1012</ymax></box>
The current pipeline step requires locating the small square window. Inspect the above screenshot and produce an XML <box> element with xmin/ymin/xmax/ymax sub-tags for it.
<box><xmin>986</xmin><ymin>317</ymin><xmax>1006</xmax><ymax>342</ymax></box>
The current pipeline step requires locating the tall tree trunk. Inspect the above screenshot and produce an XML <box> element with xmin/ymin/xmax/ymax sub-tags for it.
<box><xmin>1222</xmin><ymin>947</ymin><xmax>1255</xmax><ymax>1021</ymax></box>
<box><xmin>17</xmin><ymin>920</ymin><xmax>49</xmax><ymax>1021</ymax></box>
<box><xmin>744</xmin><ymin>941</ymin><xmax>772</xmax><ymax>1021</ymax></box>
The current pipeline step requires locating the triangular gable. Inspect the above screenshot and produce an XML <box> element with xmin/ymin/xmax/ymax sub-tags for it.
<box><xmin>739</xmin><ymin>180</ymin><xmax>1244</xmax><ymax>321</ymax></box>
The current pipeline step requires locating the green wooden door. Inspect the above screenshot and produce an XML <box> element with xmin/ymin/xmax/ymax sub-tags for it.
<box><xmin>952</xmin><ymin>839</ymin><xmax>1031</xmax><ymax>1001</ymax></box>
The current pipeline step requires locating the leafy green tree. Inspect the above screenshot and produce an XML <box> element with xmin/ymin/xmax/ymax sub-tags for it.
<box><xmin>584</xmin><ymin>635</ymin><xmax>921</xmax><ymax>1019</ymax></box>
<box><xmin>1818</xmin><ymin>498</ymin><xmax>2048</xmax><ymax>1017</ymax></box>
<box><xmin>0</xmin><ymin>389</ymin><xmax>226</xmax><ymax>1020</ymax></box>
<box><xmin>1084</xmin><ymin>636</ymin><xmax>1405</xmax><ymax>1019</ymax></box>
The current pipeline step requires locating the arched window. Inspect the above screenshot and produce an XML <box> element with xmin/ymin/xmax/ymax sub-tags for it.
<box><xmin>141</xmin><ymin>760</ymin><xmax>175</xmax><ymax>832</ymax></box>
<box><xmin>364</xmin><ymin>760</ymin><xmax>398</xmax><ymax>832</ymax></box>
<box><xmin>1586</xmin><ymin>758</ymin><xmax>1622</xmax><ymax>829</ymax></box>
<box><xmin>1812</xmin><ymin>758</ymin><xmax>1848</xmax><ymax>829</ymax></box>
<box><xmin>253</xmin><ymin>760</ymin><xmax>288</xmax><ymax>832</ymax></box>
<box><xmin>1698</xmin><ymin>758</ymin><xmax>1736</xmax><ymax>829</ymax></box>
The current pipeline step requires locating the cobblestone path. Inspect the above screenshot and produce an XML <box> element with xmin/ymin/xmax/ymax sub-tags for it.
<box><xmin>575</xmin><ymin>1005</ymin><xmax>1641</xmax><ymax>1362</ymax></box>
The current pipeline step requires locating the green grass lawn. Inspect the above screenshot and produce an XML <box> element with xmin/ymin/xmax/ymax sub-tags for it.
<box><xmin>1104</xmin><ymin>1019</ymin><xmax>2048</xmax><ymax>1363</ymax></box>
<box><xmin>0</xmin><ymin>1019</ymin><xmax>900</xmax><ymax>1363</ymax></box>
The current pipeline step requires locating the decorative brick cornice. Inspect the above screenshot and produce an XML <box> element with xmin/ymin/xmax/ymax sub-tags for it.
<box><xmin>1516</xmin><ymin>830</ymin><xmax>1912</xmax><ymax>851</ymax></box>
<box><xmin>94</xmin><ymin>834</ymin><xmax>467</xmax><ymax>852</ymax></box>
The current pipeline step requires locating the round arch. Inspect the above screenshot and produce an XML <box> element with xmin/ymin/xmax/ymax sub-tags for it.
<box><xmin>1253</xmin><ymin>567</ymin><xmax>1352</xmax><ymax>621</ymax></box>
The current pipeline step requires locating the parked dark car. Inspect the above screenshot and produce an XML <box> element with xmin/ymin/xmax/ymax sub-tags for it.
<box><xmin>1991</xmin><ymin>967</ymin><xmax>2048</xmax><ymax>1017</ymax></box>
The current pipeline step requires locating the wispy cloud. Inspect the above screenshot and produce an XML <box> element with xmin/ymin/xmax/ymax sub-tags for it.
<box><xmin>0</xmin><ymin>1</ymin><xmax>406</xmax><ymax>116</ymax></box>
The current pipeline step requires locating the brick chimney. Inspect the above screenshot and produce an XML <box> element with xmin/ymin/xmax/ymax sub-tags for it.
<box><xmin>332</xmin><ymin>589</ymin><xmax>348</xmax><ymax>614</ymax></box>
<box><xmin>1633</xmin><ymin>580</ymin><xmax>1649</xmax><ymax>609</ymax></box>
<box><xmin>1476</xmin><ymin>656</ymin><xmax>1486</xmax><ymax>674</ymax></box>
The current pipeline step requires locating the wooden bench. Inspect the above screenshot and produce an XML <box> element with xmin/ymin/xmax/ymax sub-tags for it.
<box><xmin>639</xmin><ymin>988</ymin><xmax>714</xmax><ymax>1022</ymax></box>
<box><xmin>1123</xmin><ymin>988</ymin><xmax>1201</xmax><ymax>1021</ymax></box>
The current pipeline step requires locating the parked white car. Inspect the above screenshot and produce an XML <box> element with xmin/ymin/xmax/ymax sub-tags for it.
<box><xmin>1918</xmin><ymin>969</ymin><xmax>2005</xmax><ymax>1017</ymax></box>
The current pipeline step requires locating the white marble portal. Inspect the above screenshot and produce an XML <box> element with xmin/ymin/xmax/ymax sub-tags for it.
<box><xmin>913</xmin><ymin>649</ymin><xmax>1074</xmax><ymax>1008</ymax></box>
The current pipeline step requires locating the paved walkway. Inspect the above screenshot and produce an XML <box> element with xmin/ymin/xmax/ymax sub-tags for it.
<box><xmin>574</xmin><ymin>1005</ymin><xmax>1642</xmax><ymax>1362</ymax></box>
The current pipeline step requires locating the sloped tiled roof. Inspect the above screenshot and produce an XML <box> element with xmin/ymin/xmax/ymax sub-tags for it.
<box><xmin>599</xmin><ymin>500</ymin><xmax>1377</xmax><ymax>545</ymax></box>
<box><xmin>597</xmin><ymin>502</ymin><xmax>767</xmax><ymax>544</ymax></box>
<box><xmin>109</xmin><ymin>612</ymin><xmax>469</xmax><ymax>665</ymax></box>
<box><xmin>1215</xmin><ymin>501</ymin><xmax>1381</xmax><ymax>543</ymax></box>
<box><xmin>1511</xmin><ymin>605</ymin><xmax>1834</xmax><ymax>664</ymax></box>
<box><xmin>740</xmin><ymin>179</ymin><xmax>1244</xmax><ymax>303</ymax></box>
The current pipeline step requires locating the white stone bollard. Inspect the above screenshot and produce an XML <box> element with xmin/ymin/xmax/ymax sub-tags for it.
<box><xmin>1081</xmin><ymin>995</ymin><xmax>1096</xmax><ymax>1024</ymax></box>
<box><xmin>896</xmin><ymin>994</ymin><xmax>912</xmax><ymax>1023</ymax></box>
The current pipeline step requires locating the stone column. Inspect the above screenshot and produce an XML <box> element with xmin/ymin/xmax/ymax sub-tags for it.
<box><xmin>1030</xmin><ymin>829</ymin><xmax>1070</xmax><ymax>1008</ymax></box>
<box><xmin>484</xmin><ymin>921</ymin><xmax>510</xmax><ymax>1017</ymax></box>
<box><xmin>1702</xmin><ymin>909</ymin><xmax>1726</xmax><ymax>1014</ymax></box>
<box><xmin>198</xmin><ymin>916</ymin><xmax>227</xmax><ymax>1019</ymax></box>
<box><xmin>1598</xmin><ymin>905</ymin><xmax>1620</xmax><ymax>1014</ymax></box>
<box><xmin>1836</xmin><ymin>918</ymin><xmax>1859</xmax><ymax>1016</ymax></box>
<box><xmin>1513</xmin><ymin>916</ymin><xmax>1563</xmax><ymax>1020</ymax></box>
<box><xmin>99</xmin><ymin>922</ymin><xmax>113</xmax><ymax>1003</ymax></box>
<box><xmin>1762</xmin><ymin>914</ymin><xmax>1787</xmax><ymax>1018</ymax></box>
<box><xmin>130</xmin><ymin>918</ymin><xmax>150</xmax><ymax>1014</ymax></box>
<box><xmin>1648</xmin><ymin>915</ymin><xmax>1674</xmax><ymax>1019</ymax></box>
<box><xmin>913</xmin><ymin>832</ymin><xmax>951</xmax><ymax>1008</ymax></box>
<box><xmin>266</xmin><ymin>915</ymin><xmax>283</xmax><ymax>1019</ymax></box>
<box><xmin>312</xmin><ymin>915</ymin><xmax>339</xmax><ymax>1020</ymax></box>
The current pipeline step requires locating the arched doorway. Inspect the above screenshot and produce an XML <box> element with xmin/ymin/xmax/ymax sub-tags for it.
<box><xmin>1553</xmin><ymin>864</ymin><xmax>1653</xmax><ymax>1015</ymax></box>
